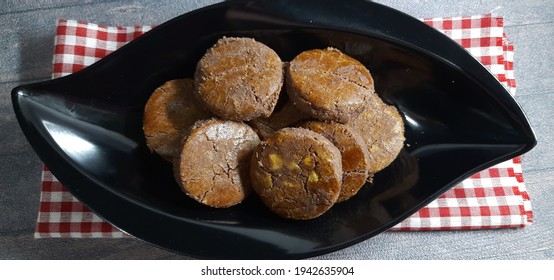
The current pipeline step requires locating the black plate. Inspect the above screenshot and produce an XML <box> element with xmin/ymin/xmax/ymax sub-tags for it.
<box><xmin>12</xmin><ymin>0</ymin><xmax>536</xmax><ymax>259</ymax></box>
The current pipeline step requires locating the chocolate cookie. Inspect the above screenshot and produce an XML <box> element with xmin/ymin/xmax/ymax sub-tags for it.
<box><xmin>301</xmin><ymin>121</ymin><xmax>371</xmax><ymax>202</ymax></box>
<box><xmin>194</xmin><ymin>37</ymin><xmax>284</xmax><ymax>121</ymax></box>
<box><xmin>286</xmin><ymin>47</ymin><xmax>375</xmax><ymax>123</ymax></box>
<box><xmin>143</xmin><ymin>78</ymin><xmax>212</xmax><ymax>161</ymax></box>
<box><xmin>349</xmin><ymin>96</ymin><xmax>405</xmax><ymax>174</ymax></box>
<box><xmin>250</xmin><ymin>127</ymin><xmax>342</xmax><ymax>220</ymax></box>
<box><xmin>174</xmin><ymin>118</ymin><xmax>261</xmax><ymax>208</ymax></box>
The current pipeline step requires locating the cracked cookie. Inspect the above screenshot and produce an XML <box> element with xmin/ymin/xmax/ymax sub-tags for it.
<box><xmin>250</xmin><ymin>127</ymin><xmax>342</xmax><ymax>220</ymax></box>
<box><xmin>286</xmin><ymin>47</ymin><xmax>376</xmax><ymax>123</ymax></box>
<box><xmin>174</xmin><ymin>118</ymin><xmax>261</xmax><ymax>208</ymax></box>
<box><xmin>194</xmin><ymin>37</ymin><xmax>284</xmax><ymax>121</ymax></box>
<box><xmin>301</xmin><ymin>121</ymin><xmax>371</xmax><ymax>202</ymax></box>
<box><xmin>143</xmin><ymin>78</ymin><xmax>212</xmax><ymax>161</ymax></box>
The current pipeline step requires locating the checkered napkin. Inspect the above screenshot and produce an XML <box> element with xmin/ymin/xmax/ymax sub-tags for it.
<box><xmin>35</xmin><ymin>14</ymin><xmax>532</xmax><ymax>238</ymax></box>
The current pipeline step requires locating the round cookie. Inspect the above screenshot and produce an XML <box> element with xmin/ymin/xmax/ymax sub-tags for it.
<box><xmin>194</xmin><ymin>37</ymin><xmax>284</xmax><ymax>121</ymax></box>
<box><xmin>301</xmin><ymin>121</ymin><xmax>371</xmax><ymax>202</ymax></box>
<box><xmin>174</xmin><ymin>118</ymin><xmax>261</xmax><ymax>208</ymax></box>
<box><xmin>143</xmin><ymin>78</ymin><xmax>212</xmax><ymax>161</ymax></box>
<box><xmin>349</xmin><ymin>96</ymin><xmax>405</xmax><ymax>174</ymax></box>
<box><xmin>250</xmin><ymin>127</ymin><xmax>342</xmax><ymax>220</ymax></box>
<box><xmin>286</xmin><ymin>47</ymin><xmax>375</xmax><ymax>123</ymax></box>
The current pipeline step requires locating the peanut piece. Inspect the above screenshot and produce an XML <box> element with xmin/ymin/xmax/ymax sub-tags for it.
<box><xmin>283</xmin><ymin>180</ymin><xmax>301</xmax><ymax>188</ymax></box>
<box><xmin>287</xmin><ymin>161</ymin><xmax>301</xmax><ymax>172</ymax></box>
<box><xmin>268</xmin><ymin>153</ymin><xmax>283</xmax><ymax>170</ymax></box>
<box><xmin>255</xmin><ymin>170</ymin><xmax>273</xmax><ymax>188</ymax></box>
<box><xmin>302</xmin><ymin>156</ymin><xmax>313</xmax><ymax>167</ymax></box>
<box><xmin>308</xmin><ymin>171</ymin><xmax>319</xmax><ymax>183</ymax></box>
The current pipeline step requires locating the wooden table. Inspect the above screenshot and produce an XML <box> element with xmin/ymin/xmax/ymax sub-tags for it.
<box><xmin>1</xmin><ymin>0</ymin><xmax>552</xmax><ymax>259</ymax></box>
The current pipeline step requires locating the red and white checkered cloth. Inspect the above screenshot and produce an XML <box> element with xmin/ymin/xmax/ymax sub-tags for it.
<box><xmin>35</xmin><ymin>14</ymin><xmax>532</xmax><ymax>238</ymax></box>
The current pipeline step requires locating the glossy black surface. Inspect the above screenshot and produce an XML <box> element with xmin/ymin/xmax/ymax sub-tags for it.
<box><xmin>12</xmin><ymin>0</ymin><xmax>536</xmax><ymax>259</ymax></box>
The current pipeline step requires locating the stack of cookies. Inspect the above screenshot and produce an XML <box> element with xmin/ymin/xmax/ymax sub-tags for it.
<box><xmin>143</xmin><ymin>37</ymin><xmax>404</xmax><ymax>220</ymax></box>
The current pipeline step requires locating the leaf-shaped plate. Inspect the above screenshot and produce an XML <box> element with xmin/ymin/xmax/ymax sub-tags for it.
<box><xmin>12</xmin><ymin>0</ymin><xmax>536</xmax><ymax>259</ymax></box>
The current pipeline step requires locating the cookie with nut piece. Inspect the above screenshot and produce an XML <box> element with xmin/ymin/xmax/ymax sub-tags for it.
<box><xmin>250</xmin><ymin>127</ymin><xmax>342</xmax><ymax>220</ymax></box>
<box><xmin>301</xmin><ymin>121</ymin><xmax>371</xmax><ymax>202</ymax></box>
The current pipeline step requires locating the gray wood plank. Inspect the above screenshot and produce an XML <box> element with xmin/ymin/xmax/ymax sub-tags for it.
<box><xmin>515</xmin><ymin>92</ymin><xmax>554</xmax><ymax>172</ymax></box>
<box><xmin>377</xmin><ymin>0</ymin><xmax>554</xmax><ymax>26</ymax></box>
<box><xmin>0</xmin><ymin>0</ymin><xmax>222</xmax><ymax>84</ymax></box>
<box><xmin>0</xmin><ymin>235</ymin><xmax>186</xmax><ymax>259</ymax></box>
<box><xmin>0</xmin><ymin>151</ymin><xmax>42</xmax><ymax>233</ymax></box>
<box><xmin>0</xmin><ymin>0</ymin><xmax>120</xmax><ymax>15</ymax></box>
<box><xmin>506</xmin><ymin>23</ymin><xmax>554</xmax><ymax>97</ymax></box>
